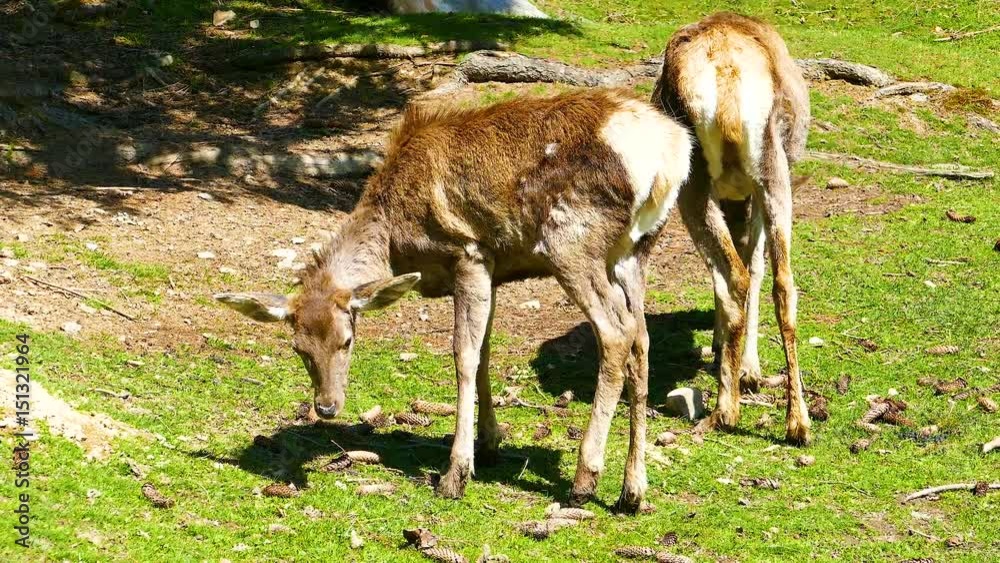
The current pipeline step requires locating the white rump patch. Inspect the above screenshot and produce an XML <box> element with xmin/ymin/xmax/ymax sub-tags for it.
<box><xmin>544</xmin><ymin>143</ymin><xmax>559</xmax><ymax>157</ymax></box>
<box><xmin>600</xmin><ymin>99</ymin><xmax>692</xmax><ymax>243</ymax></box>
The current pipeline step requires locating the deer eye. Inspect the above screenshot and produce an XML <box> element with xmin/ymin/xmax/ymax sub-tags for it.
<box><xmin>343</xmin><ymin>336</ymin><xmax>353</xmax><ymax>348</ymax></box>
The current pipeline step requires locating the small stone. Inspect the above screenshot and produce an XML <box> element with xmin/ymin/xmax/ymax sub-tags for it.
<box><xmin>61</xmin><ymin>321</ymin><xmax>82</xmax><ymax>334</ymax></box>
<box><xmin>79</xmin><ymin>303</ymin><xmax>97</xmax><ymax>315</ymax></box>
<box><xmin>219</xmin><ymin>266</ymin><xmax>237</xmax><ymax>274</ymax></box>
<box><xmin>887</xmin><ymin>388</ymin><xmax>899</xmax><ymax>396</ymax></box>
<box><xmin>924</xmin><ymin>280</ymin><xmax>937</xmax><ymax>289</ymax></box>
<box><xmin>197</xmin><ymin>192</ymin><xmax>214</xmax><ymax>201</ymax></box>
<box><xmin>85</xmin><ymin>242</ymin><xmax>99</xmax><ymax>251</ymax></box>
<box><xmin>795</xmin><ymin>455</ymin><xmax>815</xmax><ymax>467</ymax></box>
<box><xmin>213</xmin><ymin>9</ymin><xmax>236</xmax><ymax>26</ymax></box>
<box><xmin>197</xmin><ymin>251</ymin><xmax>216</xmax><ymax>260</ymax></box>
<box><xmin>291</xmin><ymin>237</ymin><xmax>306</xmax><ymax>245</ymax></box>
<box><xmin>268</xmin><ymin>523</ymin><xmax>291</xmax><ymax>534</ymax></box>
<box><xmin>16</xmin><ymin>233</ymin><xmax>30</xmax><ymax>242</ymax></box>
<box><xmin>663</xmin><ymin>387</ymin><xmax>705</xmax><ymax>421</ymax></box>
<box><xmin>399</xmin><ymin>352</ymin><xmax>418</xmax><ymax>362</ymax></box>
<box><xmin>249</xmin><ymin>19</ymin><xmax>260</xmax><ymax>29</ymax></box>
<box><xmin>518</xmin><ymin>299</ymin><xmax>541</xmax><ymax>311</ymax></box>
<box><xmin>808</xmin><ymin>336</ymin><xmax>825</xmax><ymax>347</ymax></box>
<box><xmin>349</xmin><ymin>529</ymin><xmax>364</xmax><ymax>549</ymax></box>
<box><xmin>910</xmin><ymin>93</ymin><xmax>929</xmax><ymax>103</ymax></box>
<box><xmin>655</xmin><ymin>431</ymin><xmax>677</xmax><ymax>446</ymax></box>
<box><xmin>826</xmin><ymin>177</ymin><xmax>849</xmax><ymax>190</ymax></box>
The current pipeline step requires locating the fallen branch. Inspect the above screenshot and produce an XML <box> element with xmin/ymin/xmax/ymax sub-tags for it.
<box><xmin>231</xmin><ymin>40</ymin><xmax>508</xmax><ymax>68</ymax></box>
<box><xmin>934</xmin><ymin>25</ymin><xmax>1000</xmax><ymax>42</ymax></box>
<box><xmin>23</xmin><ymin>275</ymin><xmax>135</xmax><ymax>321</ymax></box>
<box><xmin>804</xmin><ymin>151</ymin><xmax>994</xmax><ymax>180</ymax></box>
<box><xmin>442</xmin><ymin>50</ymin><xmax>661</xmax><ymax>89</ymax></box>
<box><xmin>873</xmin><ymin>81</ymin><xmax>955</xmax><ymax>98</ymax></box>
<box><xmin>795</xmin><ymin>58</ymin><xmax>894</xmax><ymax>87</ymax></box>
<box><xmin>903</xmin><ymin>482</ymin><xmax>999</xmax><ymax>503</ymax></box>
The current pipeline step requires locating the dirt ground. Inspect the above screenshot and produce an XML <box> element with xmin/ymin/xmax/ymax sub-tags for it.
<box><xmin>0</xmin><ymin>25</ymin><xmax>916</xmax><ymax>362</ymax></box>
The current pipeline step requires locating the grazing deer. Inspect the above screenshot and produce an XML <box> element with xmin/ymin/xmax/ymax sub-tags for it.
<box><xmin>651</xmin><ymin>12</ymin><xmax>812</xmax><ymax>444</ymax></box>
<box><xmin>216</xmin><ymin>89</ymin><xmax>692</xmax><ymax>511</ymax></box>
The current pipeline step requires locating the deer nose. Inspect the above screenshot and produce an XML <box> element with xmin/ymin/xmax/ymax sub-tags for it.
<box><xmin>315</xmin><ymin>402</ymin><xmax>340</xmax><ymax>418</ymax></box>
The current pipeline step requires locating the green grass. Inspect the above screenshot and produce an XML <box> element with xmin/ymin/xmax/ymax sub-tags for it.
<box><xmin>3</xmin><ymin>0</ymin><xmax>999</xmax><ymax>561</ymax></box>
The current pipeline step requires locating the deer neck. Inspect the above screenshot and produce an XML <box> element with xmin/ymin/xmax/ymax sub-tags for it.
<box><xmin>319</xmin><ymin>207</ymin><xmax>392</xmax><ymax>291</ymax></box>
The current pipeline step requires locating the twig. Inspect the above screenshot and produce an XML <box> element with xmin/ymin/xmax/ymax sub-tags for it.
<box><xmin>240</xmin><ymin>376</ymin><xmax>265</xmax><ymax>386</ymax></box>
<box><xmin>91</xmin><ymin>388</ymin><xmax>130</xmax><ymax>399</ymax></box>
<box><xmin>23</xmin><ymin>275</ymin><xmax>135</xmax><ymax>321</ymax></box>
<box><xmin>924</xmin><ymin>257</ymin><xmax>968</xmax><ymax>266</ymax></box>
<box><xmin>934</xmin><ymin>25</ymin><xmax>1000</xmax><ymax>42</ymax></box>
<box><xmin>907</xmin><ymin>527</ymin><xmax>941</xmax><ymax>542</ymax></box>
<box><xmin>805</xmin><ymin>150</ymin><xmax>994</xmax><ymax>180</ymax></box>
<box><xmin>517</xmin><ymin>457</ymin><xmax>530</xmax><ymax>479</ymax></box>
<box><xmin>903</xmin><ymin>482</ymin><xmax>1000</xmax><ymax>503</ymax></box>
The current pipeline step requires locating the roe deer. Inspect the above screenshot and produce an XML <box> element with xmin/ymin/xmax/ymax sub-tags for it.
<box><xmin>216</xmin><ymin>89</ymin><xmax>692</xmax><ymax>511</ymax></box>
<box><xmin>652</xmin><ymin>12</ymin><xmax>812</xmax><ymax>444</ymax></box>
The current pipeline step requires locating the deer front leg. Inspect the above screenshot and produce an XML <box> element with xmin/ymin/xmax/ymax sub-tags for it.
<box><xmin>437</xmin><ymin>258</ymin><xmax>494</xmax><ymax>499</ymax></box>
<box><xmin>475</xmin><ymin>287</ymin><xmax>501</xmax><ymax>466</ymax></box>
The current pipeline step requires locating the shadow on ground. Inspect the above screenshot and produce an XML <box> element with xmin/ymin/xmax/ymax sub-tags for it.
<box><xmin>532</xmin><ymin>310</ymin><xmax>715</xmax><ymax>404</ymax></box>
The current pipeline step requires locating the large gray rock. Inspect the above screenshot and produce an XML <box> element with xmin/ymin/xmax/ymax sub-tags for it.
<box><xmin>663</xmin><ymin>387</ymin><xmax>705</xmax><ymax>421</ymax></box>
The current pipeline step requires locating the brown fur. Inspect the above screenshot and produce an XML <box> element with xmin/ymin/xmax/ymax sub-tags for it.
<box><xmin>653</xmin><ymin>12</ymin><xmax>812</xmax><ymax>444</ymax></box>
<box><xmin>219</xmin><ymin>88</ymin><xmax>693</xmax><ymax>511</ymax></box>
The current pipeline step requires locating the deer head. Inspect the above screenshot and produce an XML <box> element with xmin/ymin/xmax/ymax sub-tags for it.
<box><xmin>214</xmin><ymin>272</ymin><xmax>420</xmax><ymax>418</ymax></box>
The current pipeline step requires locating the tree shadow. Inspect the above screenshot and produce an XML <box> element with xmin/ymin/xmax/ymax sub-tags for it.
<box><xmin>190</xmin><ymin>421</ymin><xmax>572</xmax><ymax>500</ymax></box>
<box><xmin>531</xmin><ymin>310</ymin><xmax>715</xmax><ymax>405</ymax></box>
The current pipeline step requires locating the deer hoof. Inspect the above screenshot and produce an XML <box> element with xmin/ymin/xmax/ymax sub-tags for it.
<box><xmin>786</xmin><ymin>416</ymin><xmax>812</xmax><ymax>446</ymax></box>
<box><xmin>612</xmin><ymin>490</ymin><xmax>644</xmax><ymax>515</ymax></box>
<box><xmin>436</xmin><ymin>466</ymin><xmax>469</xmax><ymax>499</ymax></box>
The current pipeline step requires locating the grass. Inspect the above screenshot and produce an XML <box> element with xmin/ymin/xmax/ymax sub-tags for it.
<box><xmin>3</xmin><ymin>0</ymin><xmax>999</xmax><ymax>561</ymax></box>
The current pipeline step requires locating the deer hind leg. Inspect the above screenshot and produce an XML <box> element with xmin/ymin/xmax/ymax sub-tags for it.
<box><xmin>679</xmin><ymin>168</ymin><xmax>750</xmax><ymax>433</ymax></box>
<box><xmin>438</xmin><ymin>256</ymin><xmax>495</xmax><ymax>499</ymax></box>
<box><xmin>611</xmin><ymin>254</ymin><xmax>650</xmax><ymax>514</ymax></box>
<box><xmin>754</xmin><ymin>122</ymin><xmax>811</xmax><ymax>445</ymax></box>
<box><xmin>475</xmin><ymin>287</ymin><xmax>501</xmax><ymax>466</ymax></box>
<box><xmin>554</xmin><ymin>265</ymin><xmax>636</xmax><ymax>507</ymax></box>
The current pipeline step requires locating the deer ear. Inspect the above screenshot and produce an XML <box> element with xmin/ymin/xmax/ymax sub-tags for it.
<box><xmin>349</xmin><ymin>273</ymin><xmax>421</xmax><ymax>312</ymax></box>
<box><xmin>214</xmin><ymin>292</ymin><xmax>292</xmax><ymax>322</ymax></box>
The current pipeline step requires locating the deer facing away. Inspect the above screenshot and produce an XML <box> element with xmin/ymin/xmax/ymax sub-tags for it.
<box><xmin>217</xmin><ymin>89</ymin><xmax>692</xmax><ymax>511</ymax></box>
<box><xmin>652</xmin><ymin>12</ymin><xmax>813</xmax><ymax>444</ymax></box>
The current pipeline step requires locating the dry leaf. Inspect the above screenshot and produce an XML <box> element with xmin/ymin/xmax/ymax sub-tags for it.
<box><xmin>945</xmin><ymin>210</ymin><xmax>976</xmax><ymax>223</ymax></box>
<box><xmin>836</xmin><ymin>374</ymin><xmax>851</xmax><ymax>395</ymax></box>
<box><xmin>926</xmin><ymin>345</ymin><xmax>960</xmax><ymax>355</ymax></box>
<box><xmin>554</xmin><ymin>390</ymin><xmax>574</xmax><ymax>408</ymax></box>
<box><xmin>141</xmin><ymin>483</ymin><xmax>174</xmax><ymax>508</ymax></box>
<box><xmin>403</xmin><ymin>528</ymin><xmax>438</xmax><ymax>549</ymax></box>
<box><xmin>263</xmin><ymin>483</ymin><xmax>299</xmax><ymax>498</ymax></box>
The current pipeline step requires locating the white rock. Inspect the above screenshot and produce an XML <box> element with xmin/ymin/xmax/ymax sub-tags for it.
<box><xmin>291</xmin><ymin>237</ymin><xmax>306</xmax><ymax>245</ymax></box>
<box><xmin>79</xmin><ymin>303</ymin><xmax>98</xmax><ymax>315</ymax></box>
<box><xmin>716</xmin><ymin>477</ymin><xmax>734</xmax><ymax>485</ymax></box>
<box><xmin>62</xmin><ymin>321</ymin><xmax>82</xmax><ymax>334</ymax></box>
<box><xmin>16</xmin><ymin>233</ymin><xmax>31</xmax><ymax>242</ymax></box>
<box><xmin>349</xmin><ymin>529</ymin><xmax>363</xmax><ymax>549</ymax></box>
<box><xmin>197</xmin><ymin>251</ymin><xmax>216</xmax><ymax>260</ymax></box>
<box><xmin>663</xmin><ymin>387</ymin><xmax>705</xmax><ymax>420</ymax></box>
<box><xmin>887</xmin><ymin>388</ymin><xmax>899</xmax><ymax>396</ymax></box>
<box><xmin>219</xmin><ymin>266</ymin><xmax>237</xmax><ymax>274</ymax></box>
<box><xmin>519</xmin><ymin>299</ymin><xmax>541</xmax><ymax>311</ymax></box>
<box><xmin>826</xmin><ymin>177</ymin><xmax>849</xmax><ymax>190</ymax></box>
<box><xmin>808</xmin><ymin>336</ymin><xmax>825</xmax><ymax>347</ymax></box>
<box><xmin>197</xmin><ymin>192</ymin><xmax>214</xmax><ymax>201</ymax></box>
<box><xmin>924</xmin><ymin>280</ymin><xmax>937</xmax><ymax>288</ymax></box>
<box><xmin>249</xmin><ymin>19</ymin><xmax>260</xmax><ymax>29</ymax></box>
<box><xmin>398</xmin><ymin>352</ymin><xmax>418</xmax><ymax>362</ymax></box>
<box><xmin>85</xmin><ymin>242</ymin><xmax>99</xmax><ymax>251</ymax></box>
<box><xmin>3</xmin><ymin>258</ymin><xmax>18</xmax><ymax>268</ymax></box>
<box><xmin>213</xmin><ymin>10</ymin><xmax>236</xmax><ymax>27</ymax></box>
<box><xmin>910</xmin><ymin>93</ymin><xmax>929</xmax><ymax>103</ymax></box>
<box><xmin>0</xmin><ymin>247</ymin><xmax>14</xmax><ymax>258</ymax></box>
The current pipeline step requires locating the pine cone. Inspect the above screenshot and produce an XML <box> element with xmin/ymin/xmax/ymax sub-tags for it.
<box><xmin>403</xmin><ymin>527</ymin><xmax>438</xmax><ymax>549</ymax></box>
<box><xmin>934</xmin><ymin>378</ymin><xmax>967</xmax><ymax>395</ymax></box>
<box><xmin>808</xmin><ymin>396</ymin><xmax>830</xmax><ymax>421</ymax></box>
<box><xmin>412</xmin><ymin>400</ymin><xmax>457</xmax><ymax>416</ymax></box>
<box><xmin>977</xmin><ymin>396</ymin><xmax>998</xmax><ymax>413</ymax></box>
<box><xmin>360</xmin><ymin>405</ymin><xmax>393</xmax><ymax>428</ymax></box>
<box><xmin>925</xmin><ymin>345</ymin><xmax>959</xmax><ymax>355</ymax></box>
<box><xmin>395</xmin><ymin>412</ymin><xmax>432</xmax><ymax>427</ymax></box>
<box><xmin>321</xmin><ymin>454</ymin><xmax>353</xmax><ymax>472</ymax></box>
<box><xmin>655</xmin><ymin>553</ymin><xmax>693</xmax><ymax>563</ymax></box>
<box><xmin>836</xmin><ymin>374</ymin><xmax>851</xmax><ymax>395</ymax></box>
<box><xmin>882</xmin><ymin>411</ymin><xmax>915</xmax><ymax>427</ymax></box>
<box><xmin>973</xmin><ymin>481</ymin><xmax>990</xmax><ymax>496</ymax></box>
<box><xmin>739</xmin><ymin>477</ymin><xmax>781</xmax><ymax>490</ymax></box>
<box><xmin>855</xmin><ymin>421</ymin><xmax>881</xmax><ymax>433</ymax></box>
<box><xmin>554</xmin><ymin>390</ymin><xmax>574</xmax><ymax>408</ymax></box>
<box><xmin>141</xmin><ymin>483</ymin><xmax>174</xmax><ymax>508</ymax></box>
<box><xmin>917</xmin><ymin>376</ymin><xmax>937</xmax><ymax>387</ymax></box>
<box><xmin>899</xmin><ymin>559</ymin><xmax>935</xmax><ymax>563</ymax></box>
<box><xmin>655</xmin><ymin>431</ymin><xmax>677</xmax><ymax>446</ymax></box>
<box><xmin>850</xmin><ymin>438</ymin><xmax>872</xmax><ymax>453</ymax></box>
<box><xmin>356</xmin><ymin>482</ymin><xmax>396</xmax><ymax>496</ymax></box>
<box><xmin>497</xmin><ymin>422</ymin><xmax>512</xmax><ymax>439</ymax></box>
<box><xmin>614</xmin><ymin>546</ymin><xmax>657</xmax><ymax>558</ymax></box>
<box><xmin>262</xmin><ymin>483</ymin><xmax>299</xmax><ymax>498</ymax></box>
<box><xmin>953</xmin><ymin>387</ymin><xmax>981</xmax><ymax>401</ymax></box>
<box><xmin>545</xmin><ymin>506</ymin><xmax>594</xmax><ymax>521</ymax></box>
<box><xmin>346</xmin><ymin>450</ymin><xmax>382</xmax><ymax>464</ymax></box>
<box><xmin>659</xmin><ymin>532</ymin><xmax>678</xmax><ymax>546</ymax></box>
<box><xmin>566</xmin><ymin>425</ymin><xmax>583</xmax><ymax>440</ymax></box>
<box><xmin>532</xmin><ymin>424</ymin><xmax>551</xmax><ymax>441</ymax></box>
<box><xmin>856</xmin><ymin>338</ymin><xmax>878</xmax><ymax>352</ymax></box>
<box><xmin>860</xmin><ymin>402</ymin><xmax>890</xmax><ymax>424</ymax></box>
<box><xmin>253</xmin><ymin>434</ymin><xmax>282</xmax><ymax>453</ymax></box>
<box><xmin>421</xmin><ymin>547</ymin><xmax>468</xmax><ymax>563</ymax></box>
<box><xmin>549</xmin><ymin>406</ymin><xmax>573</xmax><ymax>418</ymax></box>
<box><xmin>475</xmin><ymin>545</ymin><xmax>509</xmax><ymax>563</ymax></box>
